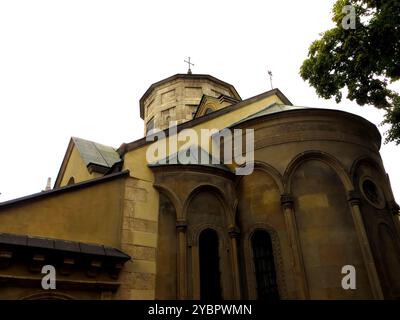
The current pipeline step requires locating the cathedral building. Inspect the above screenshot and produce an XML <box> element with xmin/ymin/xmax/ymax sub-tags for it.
<box><xmin>0</xmin><ymin>72</ymin><xmax>399</xmax><ymax>300</ymax></box>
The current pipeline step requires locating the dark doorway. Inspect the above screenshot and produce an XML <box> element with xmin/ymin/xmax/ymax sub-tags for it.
<box><xmin>199</xmin><ymin>228</ymin><xmax>222</xmax><ymax>300</ymax></box>
<box><xmin>251</xmin><ymin>230</ymin><xmax>279</xmax><ymax>300</ymax></box>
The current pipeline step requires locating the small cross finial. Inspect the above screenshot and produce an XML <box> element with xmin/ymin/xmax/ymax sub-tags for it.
<box><xmin>268</xmin><ymin>70</ymin><xmax>273</xmax><ymax>89</ymax></box>
<box><xmin>184</xmin><ymin>57</ymin><xmax>194</xmax><ymax>74</ymax></box>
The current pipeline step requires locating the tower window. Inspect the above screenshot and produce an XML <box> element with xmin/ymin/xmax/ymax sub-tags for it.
<box><xmin>251</xmin><ymin>230</ymin><xmax>279</xmax><ymax>300</ymax></box>
<box><xmin>146</xmin><ymin>117</ymin><xmax>155</xmax><ymax>134</ymax></box>
<box><xmin>204</xmin><ymin>108</ymin><xmax>213</xmax><ymax>115</ymax></box>
<box><xmin>185</xmin><ymin>104</ymin><xmax>198</xmax><ymax>119</ymax></box>
<box><xmin>362</xmin><ymin>179</ymin><xmax>379</xmax><ymax>204</ymax></box>
<box><xmin>199</xmin><ymin>229</ymin><xmax>222</xmax><ymax>300</ymax></box>
<box><xmin>360</xmin><ymin>177</ymin><xmax>385</xmax><ymax>208</ymax></box>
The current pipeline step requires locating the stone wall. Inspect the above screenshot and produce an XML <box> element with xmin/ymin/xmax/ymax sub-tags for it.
<box><xmin>115</xmin><ymin>177</ymin><xmax>159</xmax><ymax>299</ymax></box>
<box><xmin>143</xmin><ymin>77</ymin><xmax>237</xmax><ymax>133</ymax></box>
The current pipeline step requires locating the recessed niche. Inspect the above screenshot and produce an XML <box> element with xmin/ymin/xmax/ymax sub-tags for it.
<box><xmin>360</xmin><ymin>178</ymin><xmax>385</xmax><ymax>209</ymax></box>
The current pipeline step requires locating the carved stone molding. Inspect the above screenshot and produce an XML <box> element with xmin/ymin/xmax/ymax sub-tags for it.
<box><xmin>243</xmin><ymin>224</ymin><xmax>288</xmax><ymax>300</ymax></box>
<box><xmin>280</xmin><ymin>194</ymin><xmax>294</xmax><ymax>209</ymax></box>
<box><xmin>87</xmin><ymin>259</ymin><xmax>102</xmax><ymax>278</ymax></box>
<box><xmin>59</xmin><ymin>257</ymin><xmax>75</xmax><ymax>276</ymax></box>
<box><xmin>29</xmin><ymin>254</ymin><xmax>45</xmax><ymax>273</ymax></box>
<box><xmin>228</xmin><ymin>225</ymin><xmax>240</xmax><ymax>239</ymax></box>
<box><xmin>347</xmin><ymin>190</ymin><xmax>361</xmax><ymax>206</ymax></box>
<box><xmin>176</xmin><ymin>220</ymin><xmax>187</xmax><ymax>232</ymax></box>
<box><xmin>0</xmin><ymin>232</ymin><xmax>130</xmax><ymax>280</ymax></box>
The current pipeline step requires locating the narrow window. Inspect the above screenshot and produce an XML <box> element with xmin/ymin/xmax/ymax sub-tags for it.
<box><xmin>251</xmin><ymin>230</ymin><xmax>279</xmax><ymax>300</ymax></box>
<box><xmin>146</xmin><ymin>117</ymin><xmax>155</xmax><ymax>134</ymax></box>
<box><xmin>67</xmin><ymin>177</ymin><xmax>75</xmax><ymax>186</ymax></box>
<box><xmin>199</xmin><ymin>229</ymin><xmax>222</xmax><ymax>300</ymax></box>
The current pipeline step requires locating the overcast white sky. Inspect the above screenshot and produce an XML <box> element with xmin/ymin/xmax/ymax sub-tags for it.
<box><xmin>0</xmin><ymin>0</ymin><xmax>399</xmax><ymax>202</ymax></box>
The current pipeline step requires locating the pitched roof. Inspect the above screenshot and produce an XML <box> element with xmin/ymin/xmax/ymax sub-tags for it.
<box><xmin>72</xmin><ymin>137</ymin><xmax>121</xmax><ymax>168</ymax></box>
<box><xmin>119</xmin><ymin>88</ymin><xmax>293</xmax><ymax>156</ymax></box>
<box><xmin>229</xmin><ymin>103</ymin><xmax>310</xmax><ymax>127</ymax></box>
<box><xmin>1</xmin><ymin>171</ymin><xmax>129</xmax><ymax>209</ymax></box>
<box><xmin>0</xmin><ymin>232</ymin><xmax>130</xmax><ymax>260</ymax></box>
<box><xmin>54</xmin><ymin>137</ymin><xmax>122</xmax><ymax>187</ymax></box>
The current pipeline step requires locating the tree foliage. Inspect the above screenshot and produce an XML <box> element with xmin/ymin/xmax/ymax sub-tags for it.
<box><xmin>300</xmin><ymin>0</ymin><xmax>400</xmax><ymax>144</ymax></box>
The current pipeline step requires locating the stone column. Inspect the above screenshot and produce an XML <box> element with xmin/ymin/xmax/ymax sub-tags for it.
<box><xmin>228</xmin><ymin>225</ymin><xmax>241</xmax><ymax>299</ymax></box>
<box><xmin>347</xmin><ymin>191</ymin><xmax>384</xmax><ymax>299</ymax></box>
<box><xmin>280</xmin><ymin>194</ymin><xmax>309</xmax><ymax>299</ymax></box>
<box><xmin>176</xmin><ymin>219</ymin><xmax>187</xmax><ymax>299</ymax></box>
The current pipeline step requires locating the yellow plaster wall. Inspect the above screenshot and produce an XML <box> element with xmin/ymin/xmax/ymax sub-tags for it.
<box><xmin>123</xmin><ymin>94</ymin><xmax>284</xmax><ymax>182</ymax></box>
<box><xmin>117</xmin><ymin>94</ymin><xmax>284</xmax><ymax>299</ymax></box>
<box><xmin>0</xmin><ymin>178</ymin><xmax>125</xmax><ymax>247</ymax></box>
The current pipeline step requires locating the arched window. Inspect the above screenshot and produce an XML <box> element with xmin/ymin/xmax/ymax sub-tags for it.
<box><xmin>199</xmin><ymin>229</ymin><xmax>222</xmax><ymax>300</ymax></box>
<box><xmin>67</xmin><ymin>177</ymin><xmax>75</xmax><ymax>186</ymax></box>
<box><xmin>251</xmin><ymin>230</ymin><xmax>279</xmax><ymax>300</ymax></box>
<box><xmin>204</xmin><ymin>108</ymin><xmax>213</xmax><ymax>115</ymax></box>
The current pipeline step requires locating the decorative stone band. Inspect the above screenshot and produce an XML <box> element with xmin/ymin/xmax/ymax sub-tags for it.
<box><xmin>347</xmin><ymin>190</ymin><xmax>361</xmax><ymax>206</ymax></box>
<box><xmin>280</xmin><ymin>194</ymin><xmax>294</xmax><ymax>210</ymax></box>
<box><xmin>176</xmin><ymin>220</ymin><xmax>187</xmax><ymax>232</ymax></box>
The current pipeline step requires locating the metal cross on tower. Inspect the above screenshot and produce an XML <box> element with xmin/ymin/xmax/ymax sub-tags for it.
<box><xmin>268</xmin><ymin>70</ymin><xmax>273</xmax><ymax>89</ymax></box>
<box><xmin>184</xmin><ymin>57</ymin><xmax>194</xmax><ymax>74</ymax></box>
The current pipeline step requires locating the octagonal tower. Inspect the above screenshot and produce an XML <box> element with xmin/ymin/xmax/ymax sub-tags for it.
<box><xmin>139</xmin><ymin>73</ymin><xmax>241</xmax><ymax>134</ymax></box>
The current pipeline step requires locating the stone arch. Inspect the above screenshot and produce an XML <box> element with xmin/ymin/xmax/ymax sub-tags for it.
<box><xmin>154</xmin><ymin>183</ymin><xmax>182</xmax><ymax>218</ymax></box>
<box><xmin>202</xmin><ymin>103</ymin><xmax>216</xmax><ymax>116</ymax></box>
<box><xmin>350</xmin><ymin>155</ymin><xmax>393</xmax><ymax>202</ymax></box>
<box><xmin>289</xmin><ymin>153</ymin><xmax>372</xmax><ymax>298</ymax></box>
<box><xmin>283</xmin><ymin>150</ymin><xmax>353</xmax><ymax>194</ymax></box>
<box><xmin>350</xmin><ymin>155</ymin><xmax>385</xmax><ymax>178</ymax></box>
<box><xmin>20</xmin><ymin>291</ymin><xmax>75</xmax><ymax>300</ymax></box>
<box><xmin>235</xmin><ymin>161</ymin><xmax>284</xmax><ymax>195</ymax></box>
<box><xmin>244</xmin><ymin>223</ymin><xmax>288</xmax><ymax>300</ymax></box>
<box><xmin>183</xmin><ymin>183</ymin><xmax>233</xmax><ymax>226</ymax></box>
<box><xmin>234</xmin><ymin>161</ymin><xmax>283</xmax><ymax>228</ymax></box>
<box><xmin>184</xmin><ymin>185</ymin><xmax>234</xmax><ymax>299</ymax></box>
<box><xmin>235</xmin><ymin>168</ymin><xmax>289</xmax><ymax>298</ymax></box>
<box><xmin>189</xmin><ymin>223</ymin><xmax>228</xmax><ymax>247</ymax></box>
